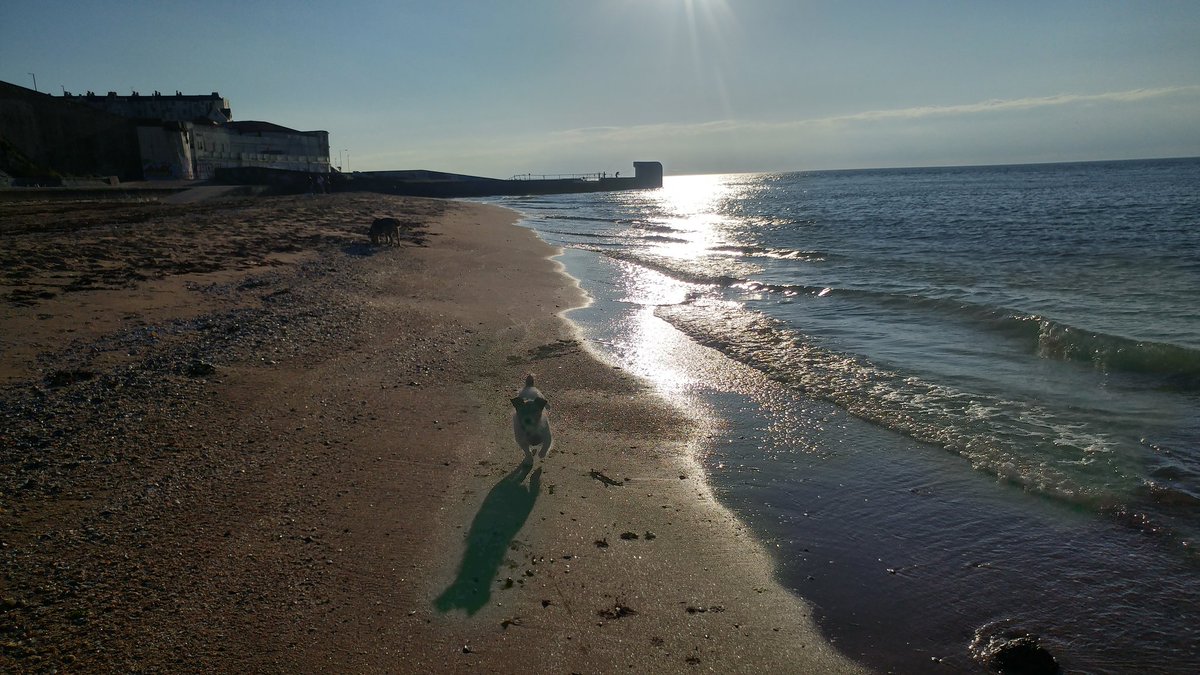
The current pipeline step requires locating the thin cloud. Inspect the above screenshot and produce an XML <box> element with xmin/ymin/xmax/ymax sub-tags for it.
<box><xmin>370</xmin><ymin>85</ymin><xmax>1200</xmax><ymax>174</ymax></box>
<box><xmin>550</xmin><ymin>85</ymin><xmax>1200</xmax><ymax>143</ymax></box>
<box><xmin>834</xmin><ymin>86</ymin><xmax>1200</xmax><ymax>122</ymax></box>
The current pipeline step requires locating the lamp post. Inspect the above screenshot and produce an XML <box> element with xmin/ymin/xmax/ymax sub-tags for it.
<box><xmin>28</xmin><ymin>73</ymin><xmax>37</xmax><ymax>92</ymax></box>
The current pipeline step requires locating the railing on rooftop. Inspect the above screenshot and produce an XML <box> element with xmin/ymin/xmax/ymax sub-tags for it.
<box><xmin>510</xmin><ymin>172</ymin><xmax>612</xmax><ymax>181</ymax></box>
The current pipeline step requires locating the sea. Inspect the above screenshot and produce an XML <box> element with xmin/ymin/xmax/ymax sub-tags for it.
<box><xmin>490</xmin><ymin>157</ymin><xmax>1200</xmax><ymax>673</ymax></box>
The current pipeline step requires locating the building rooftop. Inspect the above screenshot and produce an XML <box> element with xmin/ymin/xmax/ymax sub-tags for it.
<box><xmin>63</xmin><ymin>90</ymin><xmax>225</xmax><ymax>101</ymax></box>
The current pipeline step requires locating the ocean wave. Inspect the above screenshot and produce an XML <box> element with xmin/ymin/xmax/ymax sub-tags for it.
<box><xmin>536</xmin><ymin>228</ymin><xmax>618</xmax><ymax>241</ymax></box>
<box><xmin>657</xmin><ymin>294</ymin><xmax>1200</xmax><ymax>552</ymax></box>
<box><xmin>627</xmin><ymin>222</ymin><xmax>681</xmax><ymax>233</ymax></box>
<box><xmin>602</xmin><ymin>250</ymin><xmax>760</xmax><ymax>288</ymax></box>
<box><xmin>708</xmin><ymin>244</ymin><xmax>828</xmax><ymax>261</ymax></box>
<box><xmin>656</xmin><ymin>300</ymin><xmax>1123</xmax><ymax>501</ymax></box>
<box><xmin>574</xmin><ymin>242</ymin><xmax>627</xmax><ymax>250</ymax></box>
<box><xmin>762</xmin><ymin>247</ymin><xmax>827</xmax><ymax>261</ymax></box>
<box><xmin>1021</xmin><ymin>318</ymin><xmax>1200</xmax><ymax>388</ymax></box>
<box><xmin>552</xmin><ymin>214</ymin><xmax>622</xmax><ymax>225</ymax></box>
<box><xmin>1142</xmin><ymin>480</ymin><xmax>1200</xmax><ymax>509</ymax></box>
<box><xmin>735</xmin><ymin>280</ymin><xmax>835</xmax><ymax>296</ymax></box>
<box><xmin>757</xmin><ymin>217</ymin><xmax>817</xmax><ymax>228</ymax></box>
<box><xmin>655</xmin><ymin>299</ymin><xmax>1200</xmax><ymax>553</ymax></box>
<box><xmin>719</xmin><ymin>279</ymin><xmax>1200</xmax><ymax>388</ymax></box>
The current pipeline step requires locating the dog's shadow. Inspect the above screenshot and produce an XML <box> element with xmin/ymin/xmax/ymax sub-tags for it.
<box><xmin>341</xmin><ymin>241</ymin><xmax>381</xmax><ymax>257</ymax></box>
<box><xmin>434</xmin><ymin>459</ymin><xmax>542</xmax><ymax>615</ymax></box>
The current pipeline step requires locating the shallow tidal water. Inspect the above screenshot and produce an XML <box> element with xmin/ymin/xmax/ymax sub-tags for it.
<box><xmin>497</xmin><ymin>159</ymin><xmax>1200</xmax><ymax>672</ymax></box>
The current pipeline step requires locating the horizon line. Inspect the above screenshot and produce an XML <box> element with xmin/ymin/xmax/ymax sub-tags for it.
<box><xmin>658</xmin><ymin>154</ymin><xmax>1200</xmax><ymax>178</ymax></box>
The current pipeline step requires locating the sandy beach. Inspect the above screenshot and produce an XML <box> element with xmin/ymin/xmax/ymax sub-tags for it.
<box><xmin>0</xmin><ymin>191</ymin><xmax>864</xmax><ymax>672</ymax></box>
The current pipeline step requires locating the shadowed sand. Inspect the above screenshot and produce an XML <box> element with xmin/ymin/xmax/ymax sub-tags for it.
<box><xmin>0</xmin><ymin>192</ymin><xmax>865</xmax><ymax>672</ymax></box>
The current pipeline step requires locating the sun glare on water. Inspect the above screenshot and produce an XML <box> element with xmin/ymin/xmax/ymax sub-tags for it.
<box><xmin>647</xmin><ymin>174</ymin><xmax>741</xmax><ymax>259</ymax></box>
<box><xmin>599</xmin><ymin>173</ymin><xmax>750</xmax><ymax>393</ymax></box>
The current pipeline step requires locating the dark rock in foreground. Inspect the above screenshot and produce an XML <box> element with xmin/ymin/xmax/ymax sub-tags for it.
<box><xmin>981</xmin><ymin>633</ymin><xmax>1060</xmax><ymax>674</ymax></box>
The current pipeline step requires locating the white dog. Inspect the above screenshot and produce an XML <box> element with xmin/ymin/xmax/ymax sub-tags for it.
<box><xmin>511</xmin><ymin>374</ymin><xmax>552</xmax><ymax>458</ymax></box>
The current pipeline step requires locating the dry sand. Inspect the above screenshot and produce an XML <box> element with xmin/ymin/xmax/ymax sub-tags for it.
<box><xmin>0</xmin><ymin>191</ymin><xmax>866</xmax><ymax>673</ymax></box>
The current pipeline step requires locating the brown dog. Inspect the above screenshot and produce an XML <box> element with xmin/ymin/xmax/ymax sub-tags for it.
<box><xmin>369</xmin><ymin>217</ymin><xmax>401</xmax><ymax>245</ymax></box>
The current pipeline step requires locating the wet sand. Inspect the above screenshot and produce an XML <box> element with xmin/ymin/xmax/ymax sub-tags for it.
<box><xmin>0</xmin><ymin>191</ymin><xmax>864</xmax><ymax>672</ymax></box>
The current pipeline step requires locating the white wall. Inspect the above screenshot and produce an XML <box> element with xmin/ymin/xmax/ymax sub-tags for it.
<box><xmin>192</xmin><ymin>126</ymin><xmax>329</xmax><ymax>179</ymax></box>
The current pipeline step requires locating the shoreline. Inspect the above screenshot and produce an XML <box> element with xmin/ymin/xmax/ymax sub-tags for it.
<box><xmin>0</xmin><ymin>193</ymin><xmax>863</xmax><ymax>672</ymax></box>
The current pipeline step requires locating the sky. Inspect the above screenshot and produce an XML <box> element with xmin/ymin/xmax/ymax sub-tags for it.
<box><xmin>2</xmin><ymin>0</ymin><xmax>1199</xmax><ymax>176</ymax></box>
